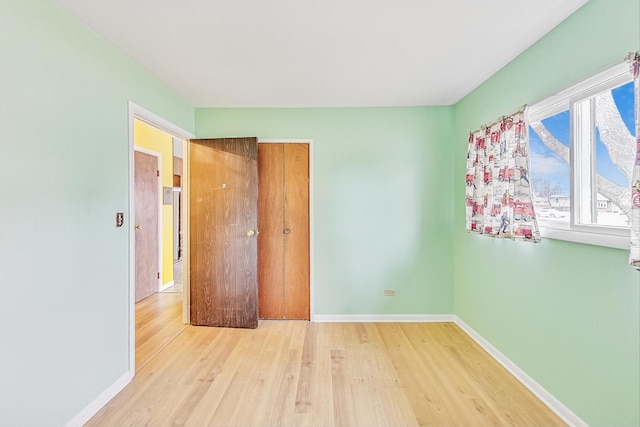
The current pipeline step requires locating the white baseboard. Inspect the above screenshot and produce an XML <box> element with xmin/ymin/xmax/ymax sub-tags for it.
<box><xmin>313</xmin><ymin>314</ymin><xmax>455</xmax><ymax>323</ymax></box>
<box><xmin>453</xmin><ymin>316</ymin><xmax>588</xmax><ymax>427</ymax></box>
<box><xmin>65</xmin><ymin>371</ymin><xmax>133</xmax><ymax>427</ymax></box>
<box><xmin>159</xmin><ymin>280</ymin><xmax>174</xmax><ymax>292</ymax></box>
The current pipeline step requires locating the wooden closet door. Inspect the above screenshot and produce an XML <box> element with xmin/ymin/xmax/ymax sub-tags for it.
<box><xmin>258</xmin><ymin>144</ymin><xmax>285</xmax><ymax>318</ymax></box>
<box><xmin>258</xmin><ymin>143</ymin><xmax>309</xmax><ymax>320</ymax></box>
<box><xmin>283</xmin><ymin>144</ymin><xmax>310</xmax><ymax>319</ymax></box>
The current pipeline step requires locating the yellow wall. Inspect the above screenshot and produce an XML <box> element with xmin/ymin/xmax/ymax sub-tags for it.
<box><xmin>134</xmin><ymin>119</ymin><xmax>175</xmax><ymax>286</ymax></box>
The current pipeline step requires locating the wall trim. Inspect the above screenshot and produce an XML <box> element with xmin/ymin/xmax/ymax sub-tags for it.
<box><xmin>159</xmin><ymin>280</ymin><xmax>174</xmax><ymax>292</ymax></box>
<box><xmin>313</xmin><ymin>314</ymin><xmax>455</xmax><ymax>323</ymax></box>
<box><xmin>64</xmin><ymin>371</ymin><xmax>132</xmax><ymax>427</ymax></box>
<box><xmin>453</xmin><ymin>316</ymin><xmax>588</xmax><ymax>427</ymax></box>
<box><xmin>129</xmin><ymin>102</ymin><xmax>195</xmax><ymax>141</ymax></box>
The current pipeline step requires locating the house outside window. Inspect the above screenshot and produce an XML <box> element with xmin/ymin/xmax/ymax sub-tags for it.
<box><xmin>528</xmin><ymin>63</ymin><xmax>636</xmax><ymax>248</ymax></box>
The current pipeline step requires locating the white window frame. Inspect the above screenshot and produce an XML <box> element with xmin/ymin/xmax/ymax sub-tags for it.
<box><xmin>528</xmin><ymin>62</ymin><xmax>632</xmax><ymax>250</ymax></box>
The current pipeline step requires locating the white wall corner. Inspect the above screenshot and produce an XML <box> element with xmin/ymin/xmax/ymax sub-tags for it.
<box><xmin>64</xmin><ymin>371</ymin><xmax>133</xmax><ymax>427</ymax></box>
<box><xmin>453</xmin><ymin>316</ymin><xmax>588</xmax><ymax>427</ymax></box>
<box><xmin>313</xmin><ymin>314</ymin><xmax>455</xmax><ymax>323</ymax></box>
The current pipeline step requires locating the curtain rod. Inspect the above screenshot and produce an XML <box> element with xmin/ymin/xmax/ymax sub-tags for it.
<box><xmin>471</xmin><ymin>104</ymin><xmax>528</xmax><ymax>134</ymax></box>
<box><xmin>469</xmin><ymin>52</ymin><xmax>638</xmax><ymax>137</ymax></box>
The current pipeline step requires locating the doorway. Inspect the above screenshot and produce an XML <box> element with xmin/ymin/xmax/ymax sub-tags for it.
<box><xmin>127</xmin><ymin>111</ymin><xmax>315</xmax><ymax>371</ymax></box>
<box><xmin>128</xmin><ymin>102</ymin><xmax>194</xmax><ymax>374</ymax></box>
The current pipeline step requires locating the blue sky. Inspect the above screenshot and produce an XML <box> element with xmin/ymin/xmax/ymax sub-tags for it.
<box><xmin>529</xmin><ymin>80</ymin><xmax>635</xmax><ymax>196</ymax></box>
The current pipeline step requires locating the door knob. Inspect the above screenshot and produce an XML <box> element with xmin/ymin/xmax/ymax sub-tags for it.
<box><xmin>246</xmin><ymin>229</ymin><xmax>256</xmax><ymax>237</ymax></box>
<box><xmin>283</xmin><ymin>228</ymin><xmax>291</xmax><ymax>234</ymax></box>
<box><xmin>135</xmin><ymin>225</ymin><xmax>143</xmax><ymax>230</ymax></box>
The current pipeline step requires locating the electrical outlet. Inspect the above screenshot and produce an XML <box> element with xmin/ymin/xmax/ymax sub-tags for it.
<box><xmin>383</xmin><ymin>289</ymin><xmax>396</xmax><ymax>296</ymax></box>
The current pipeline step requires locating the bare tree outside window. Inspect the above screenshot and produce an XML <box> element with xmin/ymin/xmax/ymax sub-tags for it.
<box><xmin>532</xmin><ymin>179</ymin><xmax>565</xmax><ymax>208</ymax></box>
<box><xmin>529</xmin><ymin>80</ymin><xmax>635</xmax><ymax>228</ymax></box>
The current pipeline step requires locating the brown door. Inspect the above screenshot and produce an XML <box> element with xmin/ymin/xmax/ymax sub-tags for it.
<box><xmin>134</xmin><ymin>151</ymin><xmax>159</xmax><ymax>303</ymax></box>
<box><xmin>258</xmin><ymin>143</ymin><xmax>310</xmax><ymax>319</ymax></box>
<box><xmin>189</xmin><ymin>138</ymin><xmax>259</xmax><ymax>328</ymax></box>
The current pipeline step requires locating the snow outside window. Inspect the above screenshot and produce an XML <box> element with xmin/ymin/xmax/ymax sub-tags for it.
<box><xmin>528</xmin><ymin>63</ymin><xmax>635</xmax><ymax>249</ymax></box>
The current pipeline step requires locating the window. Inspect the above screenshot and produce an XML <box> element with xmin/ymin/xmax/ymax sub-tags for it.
<box><xmin>528</xmin><ymin>63</ymin><xmax>636</xmax><ymax>248</ymax></box>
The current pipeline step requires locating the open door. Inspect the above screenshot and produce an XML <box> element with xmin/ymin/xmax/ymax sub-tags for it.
<box><xmin>189</xmin><ymin>137</ymin><xmax>259</xmax><ymax>328</ymax></box>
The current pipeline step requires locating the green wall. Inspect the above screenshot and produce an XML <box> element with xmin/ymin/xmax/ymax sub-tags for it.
<box><xmin>2</xmin><ymin>0</ymin><xmax>639</xmax><ymax>425</ymax></box>
<box><xmin>452</xmin><ymin>0</ymin><xmax>640</xmax><ymax>425</ymax></box>
<box><xmin>196</xmin><ymin>107</ymin><xmax>454</xmax><ymax>316</ymax></box>
<box><xmin>0</xmin><ymin>1</ymin><xmax>193</xmax><ymax>425</ymax></box>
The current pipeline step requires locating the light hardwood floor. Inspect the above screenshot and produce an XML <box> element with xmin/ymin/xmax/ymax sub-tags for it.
<box><xmin>135</xmin><ymin>291</ymin><xmax>187</xmax><ymax>371</ymax></box>
<box><xmin>87</xmin><ymin>293</ymin><xmax>565</xmax><ymax>426</ymax></box>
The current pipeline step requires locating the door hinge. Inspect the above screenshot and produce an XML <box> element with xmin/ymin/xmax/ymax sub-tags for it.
<box><xmin>157</xmin><ymin>272</ymin><xmax>160</xmax><ymax>279</ymax></box>
<box><xmin>157</xmin><ymin>170</ymin><xmax>160</xmax><ymax>177</ymax></box>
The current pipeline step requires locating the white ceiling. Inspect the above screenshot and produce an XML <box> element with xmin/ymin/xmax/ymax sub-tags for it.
<box><xmin>54</xmin><ymin>0</ymin><xmax>588</xmax><ymax>107</ymax></box>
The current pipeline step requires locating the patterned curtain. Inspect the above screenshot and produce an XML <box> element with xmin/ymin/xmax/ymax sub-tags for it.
<box><xmin>465</xmin><ymin>109</ymin><xmax>540</xmax><ymax>242</ymax></box>
<box><xmin>629</xmin><ymin>52</ymin><xmax>640</xmax><ymax>270</ymax></box>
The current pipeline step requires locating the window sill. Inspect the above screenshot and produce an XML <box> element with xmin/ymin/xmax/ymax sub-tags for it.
<box><xmin>540</xmin><ymin>227</ymin><xmax>630</xmax><ymax>250</ymax></box>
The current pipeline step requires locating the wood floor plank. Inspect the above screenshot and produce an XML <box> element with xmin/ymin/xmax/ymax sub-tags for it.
<box><xmin>363</xmin><ymin>324</ymin><xmax>420</xmax><ymax>426</ymax></box>
<box><xmin>377</xmin><ymin>322</ymin><xmax>458</xmax><ymax>426</ymax></box>
<box><xmin>135</xmin><ymin>292</ymin><xmax>187</xmax><ymax>371</ymax></box>
<box><xmin>167</xmin><ymin>328</ymin><xmax>239</xmax><ymax>426</ymax></box>
<box><xmin>294</xmin><ymin>322</ymin><xmax>316</xmax><ymax>414</ymax></box>
<box><xmin>184</xmin><ymin>326</ymin><xmax>271</xmax><ymax>425</ymax></box>
<box><xmin>293</xmin><ymin>322</ymin><xmax>335</xmax><ymax>427</ymax></box>
<box><xmin>86</xmin><ymin>300</ymin><xmax>566</xmax><ymax>427</ymax></box>
<box><xmin>398</xmin><ymin>323</ymin><xmax>503</xmax><ymax>426</ymax></box>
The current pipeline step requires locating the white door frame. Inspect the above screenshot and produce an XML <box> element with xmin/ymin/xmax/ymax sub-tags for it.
<box><xmin>258</xmin><ymin>139</ymin><xmax>315</xmax><ymax>321</ymax></box>
<box><xmin>128</xmin><ymin>102</ymin><xmax>194</xmax><ymax>374</ymax></box>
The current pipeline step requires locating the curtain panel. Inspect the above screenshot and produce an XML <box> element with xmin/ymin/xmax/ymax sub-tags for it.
<box><xmin>465</xmin><ymin>109</ymin><xmax>541</xmax><ymax>243</ymax></box>
<box><xmin>629</xmin><ymin>52</ymin><xmax>640</xmax><ymax>270</ymax></box>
